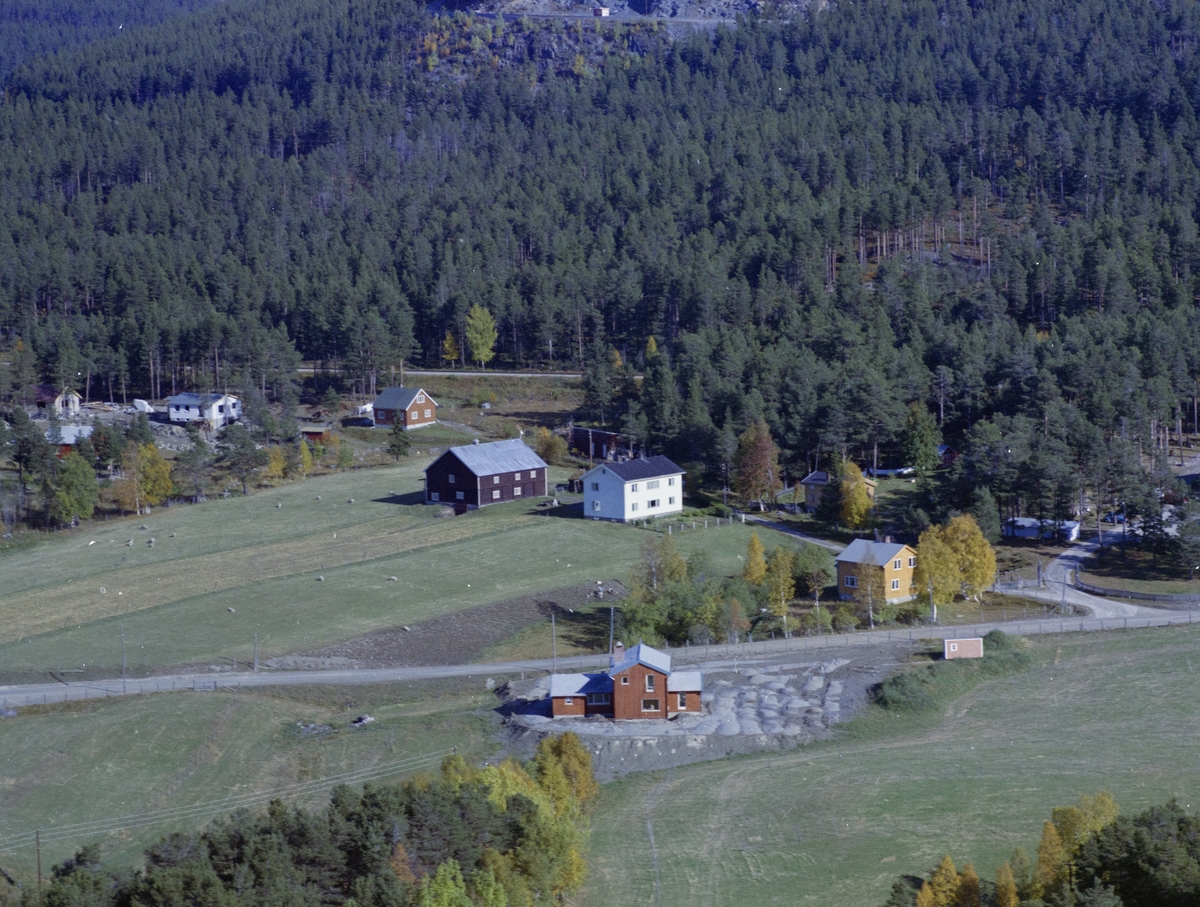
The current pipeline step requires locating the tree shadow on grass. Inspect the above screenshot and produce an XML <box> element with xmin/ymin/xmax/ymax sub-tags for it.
<box><xmin>525</xmin><ymin>500</ymin><xmax>584</xmax><ymax>519</ymax></box>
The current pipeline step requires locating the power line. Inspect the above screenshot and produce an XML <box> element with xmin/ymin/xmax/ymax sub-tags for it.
<box><xmin>0</xmin><ymin>748</ymin><xmax>453</xmax><ymax>852</ymax></box>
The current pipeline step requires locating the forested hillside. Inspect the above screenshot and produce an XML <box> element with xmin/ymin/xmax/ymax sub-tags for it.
<box><xmin>3</xmin><ymin>0</ymin><xmax>1200</xmax><ymax>524</ymax></box>
<box><xmin>0</xmin><ymin>0</ymin><xmax>226</xmax><ymax>80</ymax></box>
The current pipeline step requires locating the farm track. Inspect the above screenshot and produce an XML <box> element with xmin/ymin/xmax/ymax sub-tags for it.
<box><xmin>0</xmin><ymin>513</ymin><xmax>532</xmax><ymax>644</ymax></box>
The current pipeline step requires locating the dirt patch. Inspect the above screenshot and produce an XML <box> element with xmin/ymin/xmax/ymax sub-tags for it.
<box><xmin>498</xmin><ymin>642</ymin><xmax>912</xmax><ymax>779</ymax></box>
<box><xmin>268</xmin><ymin>580</ymin><xmax>626</xmax><ymax>669</ymax></box>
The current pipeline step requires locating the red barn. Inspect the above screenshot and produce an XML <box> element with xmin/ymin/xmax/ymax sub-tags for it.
<box><xmin>549</xmin><ymin>643</ymin><xmax>703</xmax><ymax>719</ymax></box>
<box><xmin>424</xmin><ymin>439</ymin><xmax>548</xmax><ymax>511</ymax></box>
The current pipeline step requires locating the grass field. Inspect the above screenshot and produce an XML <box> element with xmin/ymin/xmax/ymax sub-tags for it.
<box><xmin>0</xmin><ymin>458</ymin><xmax>759</xmax><ymax>675</ymax></box>
<box><xmin>581</xmin><ymin>625</ymin><xmax>1200</xmax><ymax>907</ymax></box>
<box><xmin>0</xmin><ymin>679</ymin><xmax>501</xmax><ymax>881</ymax></box>
<box><xmin>1080</xmin><ymin>543</ymin><xmax>1200</xmax><ymax>594</ymax></box>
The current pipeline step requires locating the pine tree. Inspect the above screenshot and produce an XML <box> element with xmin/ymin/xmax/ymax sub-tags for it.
<box><xmin>903</xmin><ymin>402</ymin><xmax>942</xmax><ymax>475</ymax></box>
<box><xmin>743</xmin><ymin>532</ymin><xmax>767</xmax><ymax>585</ymax></box>
<box><xmin>387</xmin><ymin>421</ymin><xmax>412</xmax><ymax>461</ymax></box>
<box><xmin>927</xmin><ymin>855</ymin><xmax>960</xmax><ymax>906</ymax></box>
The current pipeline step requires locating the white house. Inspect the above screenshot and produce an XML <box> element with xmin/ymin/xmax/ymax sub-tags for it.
<box><xmin>582</xmin><ymin>456</ymin><xmax>685</xmax><ymax>522</ymax></box>
<box><xmin>166</xmin><ymin>393</ymin><xmax>242</xmax><ymax>428</ymax></box>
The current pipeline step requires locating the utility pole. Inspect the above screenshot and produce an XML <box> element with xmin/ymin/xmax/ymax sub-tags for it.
<box><xmin>120</xmin><ymin>623</ymin><xmax>127</xmax><ymax>694</ymax></box>
<box><xmin>36</xmin><ymin>830</ymin><xmax>42</xmax><ymax>901</ymax></box>
<box><xmin>928</xmin><ymin>579</ymin><xmax>936</xmax><ymax>625</ymax></box>
<box><xmin>551</xmin><ymin>610</ymin><xmax>557</xmax><ymax>674</ymax></box>
<box><xmin>608</xmin><ymin>604</ymin><xmax>615</xmax><ymax>661</ymax></box>
<box><xmin>253</xmin><ymin>633</ymin><xmax>259</xmax><ymax>673</ymax></box>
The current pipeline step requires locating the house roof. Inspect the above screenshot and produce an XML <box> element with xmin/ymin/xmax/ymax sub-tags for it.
<box><xmin>549</xmin><ymin>673</ymin><xmax>612</xmax><ymax>697</ymax></box>
<box><xmin>585</xmin><ymin>456</ymin><xmax>684</xmax><ymax>483</ymax></box>
<box><xmin>33</xmin><ymin>384</ymin><xmax>80</xmax><ymax>404</ymax></box>
<box><xmin>937</xmin><ymin>444</ymin><xmax>958</xmax><ymax>456</ymax></box>
<box><xmin>49</xmin><ymin>425</ymin><xmax>93</xmax><ymax>445</ymax></box>
<box><xmin>373</xmin><ymin>387</ymin><xmax>436</xmax><ymax>411</ymax></box>
<box><xmin>610</xmin><ymin>642</ymin><xmax>672</xmax><ymax>676</ymax></box>
<box><xmin>167</xmin><ymin>393</ymin><xmax>237</xmax><ymax>407</ymax></box>
<box><xmin>667</xmin><ymin>671</ymin><xmax>703</xmax><ymax>693</ymax></box>
<box><xmin>440</xmin><ymin>439</ymin><xmax>548</xmax><ymax>477</ymax></box>
<box><xmin>800</xmin><ymin>470</ymin><xmax>830</xmax><ymax>486</ymax></box>
<box><xmin>835</xmin><ymin>539</ymin><xmax>912</xmax><ymax>566</ymax></box>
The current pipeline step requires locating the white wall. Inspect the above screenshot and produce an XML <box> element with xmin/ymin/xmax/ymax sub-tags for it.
<box><xmin>583</xmin><ymin>466</ymin><xmax>683</xmax><ymax>522</ymax></box>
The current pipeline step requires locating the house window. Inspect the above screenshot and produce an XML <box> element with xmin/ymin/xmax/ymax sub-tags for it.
<box><xmin>891</xmin><ymin>579</ymin><xmax>900</xmax><ymax>590</ymax></box>
<box><xmin>909</xmin><ymin>556</ymin><xmax>917</xmax><ymax>568</ymax></box>
<box><xmin>587</xmin><ymin>692</ymin><xmax>611</xmax><ymax>705</ymax></box>
<box><xmin>449</xmin><ymin>474</ymin><xmax>455</xmax><ymax>484</ymax></box>
<box><xmin>591</xmin><ymin>482</ymin><xmax>600</xmax><ymax>491</ymax></box>
<box><xmin>648</xmin><ymin>499</ymin><xmax>659</xmax><ymax>508</ymax></box>
<box><xmin>564</xmin><ymin>697</ymin><xmax>573</xmax><ymax>705</ymax></box>
<box><xmin>424</xmin><ymin>409</ymin><xmax>431</xmax><ymax>418</ymax></box>
<box><xmin>677</xmin><ymin>692</ymin><xmax>687</xmax><ymax>709</ymax></box>
<box><xmin>431</xmin><ymin>492</ymin><xmax>440</xmax><ymax>501</ymax></box>
<box><xmin>492</xmin><ymin>490</ymin><xmax>501</xmax><ymax>500</ymax></box>
<box><xmin>645</xmin><ymin>675</ymin><xmax>655</xmax><ymax>692</ymax></box>
<box><xmin>631</xmin><ymin>503</ymin><xmax>638</xmax><ymax>512</ymax></box>
<box><xmin>894</xmin><ymin>559</ymin><xmax>902</xmax><ymax>570</ymax></box>
<box><xmin>593</xmin><ymin>501</ymin><xmax>601</xmax><ymax>511</ymax></box>
<box><xmin>668</xmin><ymin>477</ymin><xmax>675</xmax><ymax>486</ymax></box>
<box><xmin>950</xmin><ymin>643</ymin><xmax>958</xmax><ymax>652</ymax></box>
<box><xmin>410</xmin><ymin>410</ymin><xmax>418</xmax><ymax>420</ymax></box>
<box><xmin>641</xmin><ymin>699</ymin><xmax>660</xmax><ymax>712</ymax></box>
<box><xmin>416</xmin><ymin>394</ymin><xmax>424</xmax><ymax>403</ymax></box>
<box><xmin>844</xmin><ymin>575</ymin><xmax>858</xmax><ymax>588</ymax></box>
<box><xmin>514</xmin><ymin>487</ymin><xmax>522</xmax><ymax>497</ymax></box>
<box><xmin>621</xmin><ymin>676</ymin><xmax>629</xmax><ymax>685</ymax></box>
<box><xmin>668</xmin><ymin>497</ymin><xmax>675</xmax><ymax>505</ymax></box>
<box><xmin>494</xmin><ymin>476</ymin><xmax>500</xmax><ymax>484</ymax></box>
<box><xmin>631</xmin><ymin>483</ymin><xmax>638</xmax><ymax>492</ymax></box>
<box><xmin>646</xmin><ymin>480</ymin><xmax>660</xmax><ymax>489</ymax></box>
<box><xmin>456</xmin><ymin>491</ymin><xmax>465</xmax><ymax>501</ymax></box>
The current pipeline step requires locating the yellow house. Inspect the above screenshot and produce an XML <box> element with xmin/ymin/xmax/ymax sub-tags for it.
<box><xmin>836</xmin><ymin>540</ymin><xmax>917</xmax><ymax>603</ymax></box>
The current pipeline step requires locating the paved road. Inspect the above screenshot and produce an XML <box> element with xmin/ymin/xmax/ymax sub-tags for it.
<box><xmin>743</xmin><ymin>513</ymin><xmax>845</xmax><ymax>552</ymax></box>
<box><xmin>7</xmin><ymin>607</ymin><xmax>1200</xmax><ymax>708</ymax></box>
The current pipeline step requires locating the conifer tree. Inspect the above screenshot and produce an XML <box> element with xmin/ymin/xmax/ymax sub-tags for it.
<box><xmin>994</xmin><ymin>862</ymin><xmax>1019</xmax><ymax>907</ymax></box>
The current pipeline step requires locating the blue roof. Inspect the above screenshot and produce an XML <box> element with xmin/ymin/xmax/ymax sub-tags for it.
<box><xmin>610</xmin><ymin>642</ymin><xmax>672</xmax><ymax>675</ymax></box>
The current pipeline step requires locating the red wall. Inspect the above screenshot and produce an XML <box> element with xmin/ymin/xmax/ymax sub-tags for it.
<box><xmin>611</xmin><ymin>664</ymin><xmax>669</xmax><ymax>720</ymax></box>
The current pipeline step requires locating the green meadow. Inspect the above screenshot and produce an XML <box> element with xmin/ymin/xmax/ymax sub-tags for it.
<box><xmin>0</xmin><ymin>457</ymin><xmax>758</xmax><ymax>674</ymax></box>
<box><xmin>582</xmin><ymin>626</ymin><xmax>1200</xmax><ymax>907</ymax></box>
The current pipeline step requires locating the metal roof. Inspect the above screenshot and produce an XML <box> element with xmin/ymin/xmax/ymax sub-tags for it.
<box><xmin>373</xmin><ymin>387</ymin><xmax>436</xmax><ymax>411</ymax></box>
<box><xmin>49</xmin><ymin>425</ymin><xmax>93</xmax><ymax>445</ymax></box>
<box><xmin>800</xmin><ymin>470</ymin><xmax>830</xmax><ymax>486</ymax></box>
<box><xmin>667</xmin><ymin>670</ymin><xmax>703</xmax><ymax>693</ymax></box>
<box><xmin>549</xmin><ymin>673</ymin><xmax>612</xmax><ymax>697</ymax></box>
<box><xmin>441</xmin><ymin>438</ymin><xmax>548</xmax><ymax>477</ymax></box>
<box><xmin>586</xmin><ymin>456</ymin><xmax>684</xmax><ymax>483</ymax></box>
<box><xmin>835</xmin><ymin>539</ymin><xmax>911</xmax><ymax>565</ymax></box>
<box><xmin>610</xmin><ymin>642</ymin><xmax>672</xmax><ymax>676</ymax></box>
<box><xmin>167</xmin><ymin>393</ymin><xmax>237</xmax><ymax>406</ymax></box>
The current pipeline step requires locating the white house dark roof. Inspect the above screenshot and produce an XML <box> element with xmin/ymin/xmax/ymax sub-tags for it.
<box><xmin>836</xmin><ymin>539</ymin><xmax>911</xmax><ymax>565</ymax></box>
<box><xmin>610</xmin><ymin>642</ymin><xmax>672</xmax><ymax>675</ymax></box>
<box><xmin>167</xmin><ymin>393</ymin><xmax>236</xmax><ymax>407</ymax></box>
<box><xmin>549</xmin><ymin>673</ymin><xmax>612</xmax><ymax>697</ymax></box>
<box><xmin>592</xmin><ymin>456</ymin><xmax>684</xmax><ymax>483</ymax></box>
<box><xmin>374</xmin><ymin>387</ymin><xmax>436</xmax><ymax>411</ymax></box>
<box><xmin>444</xmin><ymin>439</ymin><xmax>548</xmax><ymax>477</ymax></box>
<box><xmin>667</xmin><ymin>671</ymin><xmax>703</xmax><ymax>693</ymax></box>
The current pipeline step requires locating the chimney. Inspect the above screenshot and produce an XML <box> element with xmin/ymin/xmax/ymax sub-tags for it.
<box><xmin>884</xmin><ymin>534</ymin><xmax>893</xmax><ymax>544</ymax></box>
<box><xmin>610</xmin><ymin>640</ymin><xmax>625</xmax><ymax>669</ymax></box>
<box><xmin>473</xmin><ymin>438</ymin><xmax>480</xmax><ymax>445</ymax></box>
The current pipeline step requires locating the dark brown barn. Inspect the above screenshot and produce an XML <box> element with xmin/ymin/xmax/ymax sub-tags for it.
<box><xmin>424</xmin><ymin>439</ymin><xmax>549</xmax><ymax>510</ymax></box>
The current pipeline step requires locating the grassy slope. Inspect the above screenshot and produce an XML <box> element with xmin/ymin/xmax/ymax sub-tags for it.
<box><xmin>582</xmin><ymin>626</ymin><xmax>1200</xmax><ymax>907</ymax></box>
<box><xmin>0</xmin><ymin>680</ymin><xmax>498</xmax><ymax>881</ymax></box>
<box><xmin>0</xmin><ymin>457</ymin><xmax>759</xmax><ymax>672</ymax></box>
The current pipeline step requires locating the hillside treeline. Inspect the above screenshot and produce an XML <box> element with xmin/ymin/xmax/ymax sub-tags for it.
<box><xmin>7</xmin><ymin>736</ymin><xmax>596</xmax><ymax>907</ymax></box>
<box><xmin>3</xmin><ymin>0</ymin><xmax>1200</xmax><ymax>515</ymax></box>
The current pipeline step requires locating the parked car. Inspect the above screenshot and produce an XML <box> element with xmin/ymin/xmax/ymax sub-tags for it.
<box><xmin>1102</xmin><ymin>511</ymin><xmax>1126</xmax><ymax>523</ymax></box>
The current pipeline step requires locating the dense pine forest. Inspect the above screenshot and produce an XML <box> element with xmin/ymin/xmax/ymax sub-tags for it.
<box><xmin>3</xmin><ymin>0</ymin><xmax>1200</xmax><ymax>526</ymax></box>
